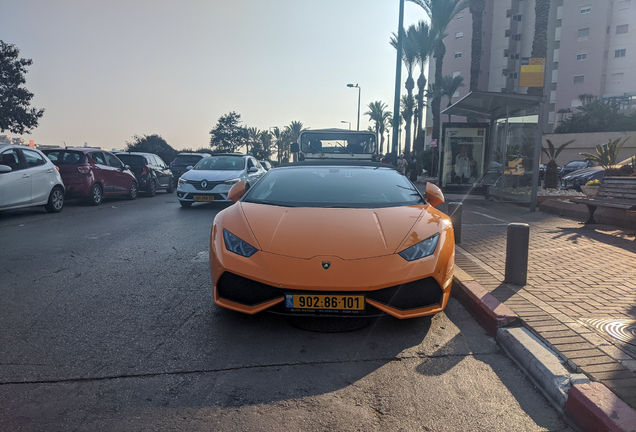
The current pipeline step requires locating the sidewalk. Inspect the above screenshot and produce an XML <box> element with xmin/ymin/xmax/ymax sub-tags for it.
<box><xmin>418</xmin><ymin>187</ymin><xmax>636</xmax><ymax>413</ymax></box>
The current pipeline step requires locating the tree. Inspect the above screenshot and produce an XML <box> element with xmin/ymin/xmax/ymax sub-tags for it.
<box><xmin>250</xmin><ymin>130</ymin><xmax>275</xmax><ymax>161</ymax></box>
<box><xmin>440</xmin><ymin>74</ymin><xmax>465</xmax><ymax>122</ymax></box>
<box><xmin>468</xmin><ymin>0</ymin><xmax>486</xmax><ymax>92</ymax></box>
<box><xmin>409</xmin><ymin>0</ymin><xmax>466</xmax><ymax>156</ymax></box>
<box><xmin>283</xmin><ymin>121</ymin><xmax>303</xmax><ymax>160</ymax></box>
<box><xmin>580</xmin><ymin>137</ymin><xmax>631</xmax><ymax>170</ymax></box>
<box><xmin>527</xmin><ymin>0</ymin><xmax>550</xmax><ymax>96</ymax></box>
<box><xmin>391</xmin><ymin>26</ymin><xmax>418</xmax><ymax>154</ymax></box>
<box><xmin>541</xmin><ymin>138</ymin><xmax>575</xmax><ymax>188</ymax></box>
<box><xmin>125</xmin><ymin>134</ymin><xmax>178</xmax><ymax>164</ymax></box>
<box><xmin>0</xmin><ymin>41</ymin><xmax>45</xmax><ymax>134</ymax></box>
<box><xmin>412</xmin><ymin>21</ymin><xmax>435</xmax><ymax>159</ymax></box>
<box><xmin>554</xmin><ymin>96</ymin><xmax>636</xmax><ymax>133</ymax></box>
<box><xmin>365</xmin><ymin>101</ymin><xmax>391</xmax><ymax>154</ymax></box>
<box><xmin>209</xmin><ymin>112</ymin><xmax>248</xmax><ymax>153</ymax></box>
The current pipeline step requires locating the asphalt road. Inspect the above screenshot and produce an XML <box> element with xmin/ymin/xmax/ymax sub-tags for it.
<box><xmin>0</xmin><ymin>194</ymin><xmax>573</xmax><ymax>431</ymax></box>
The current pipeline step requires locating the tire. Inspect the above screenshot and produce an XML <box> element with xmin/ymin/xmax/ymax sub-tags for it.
<box><xmin>166</xmin><ymin>178</ymin><xmax>175</xmax><ymax>193</ymax></box>
<box><xmin>127</xmin><ymin>181</ymin><xmax>138</xmax><ymax>200</ymax></box>
<box><xmin>147</xmin><ymin>179</ymin><xmax>157</xmax><ymax>197</ymax></box>
<box><xmin>88</xmin><ymin>183</ymin><xmax>103</xmax><ymax>206</ymax></box>
<box><xmin>45</xmin><ymin>186</ymin><xmax>64</xmax><ymax>213</ymax></box>
<box><xmin>180</xmin><ymin>201</ymin><xmax>192</xmax><ymax>208</ymax></box>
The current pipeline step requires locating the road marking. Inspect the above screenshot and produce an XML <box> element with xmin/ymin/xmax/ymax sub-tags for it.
<box><xmin>469</xmin><ymin>211</ymin><xmax>510</xmax><ymax>223</ymax></box>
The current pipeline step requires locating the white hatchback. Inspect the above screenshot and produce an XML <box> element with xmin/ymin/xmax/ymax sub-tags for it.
<box><xmin>176</xmin><ymin>154</ymin><xmax>266</xmax><ymax>208</ymax></box>
<box><xmin>0</xmin><ymin>144</ymin><xmax>65</xmax><ymax>213</ymax></box>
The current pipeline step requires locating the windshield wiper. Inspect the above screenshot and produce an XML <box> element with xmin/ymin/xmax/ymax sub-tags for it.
<box><xmin>306</xmin><ymin>143</ymin><xmax>323</xmax><ymax>155</ymax></box>
<box><xmin>335</xmin><ymin>141</ymin><xmax>354</xmax><ymax>155</ymax></box>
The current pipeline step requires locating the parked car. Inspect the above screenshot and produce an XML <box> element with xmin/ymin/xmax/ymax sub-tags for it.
<box><xmin>115</xmin><ymin>152</ymin><xmax>174</xmax><ymax>196</ymax></box>
<box><xmin>0</xmin><ymin>144</ymin><xmax>65</xmax><ymax>213</ymax></box>
<box><xmin>210</xmin><ymin>161</ymin><xmax>455</xmax><ymax>319</ymax></box>
<box><xmin>560</xmin><ymin>156</ymin><xmax>634</xmax><ymax>191</ymax></box>
<box><xmin>43</xmin><ymin>148</ymin><xmax>138</xmax><ymax>205</ymax></box>
<box><xmin>169</xmin><ymin>153</ymin><xmax>209</xmax><ymax>181</ymax></box>
<box><xmin>177</xmin><ymin>154</ymin><xmax>266</xmax><ymax>207</ymax></box>
<box><xmin>559</xmin><ymin>160</ymin><xmax>594</xmax><ymax>178</ymax></box>
<box><xmin>259</xmin><ymin>160</ymin><xmax>273</xmax><ymax>171</ymax></box>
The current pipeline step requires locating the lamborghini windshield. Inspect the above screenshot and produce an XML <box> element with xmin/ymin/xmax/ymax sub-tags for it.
<box><xmin>243</xmin><ymin>166</ymin><xmax>424</xmax><ymax>208</ymax></box>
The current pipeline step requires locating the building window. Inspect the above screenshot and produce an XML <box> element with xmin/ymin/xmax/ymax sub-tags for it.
<box><xmin>505</xmin><ymin>29</ymin><xmax>511</xmax><ymax>37</ymax></box>
<box><xmin>513</xmin><ymin>14</ymin><xmax>522</xmax><ymax>21</ymax></box>
<box><xmin>509</xmin><ymin>72</ymin><xmax>518</xmax><ymax>79</ymax></box>
<box><xmin>504</xmin><ymin>49</ymin><xmax>509</xmax><ymax>57</ymax></box>
<box><xmin>615</xmin><ymin>49</ymin><xmax>626</xmax><ymax>57</ymax></box>
<box><xmin>616</xmin><ymin>24</ymin><xmax>629</xmax><ymax>34</ymax></box>
<box><xmin>618</xmin><ymin>0</ymin><xmax>631</xmax><ymax>10</ymax></box>
<box><xmin>611</xmin><ymin>72</ymin><xmax>624</xmax><ymax>83</ymax></box>
<box><xmin>580</xmin><ymin>5</ymin><xmax>591</xmax><ymax>13</ymax></box>
<box><xmin>578</xmin><ymin>28</ymin><xmax>589</xmax><ymax>38</ymax></box>
<box><xmin>511</xmin><ymin>34</ymin><xmax>522</xmax><ymax>41</ymax></box>
<box><xmin>452</xmin><ymin>70</ymin><xmax>461</xmax><ymax>78</ymax></box>
<box><xmin>453</xmin><ymin>90</ymin><xmax>460</xmax><ymax>98</ymax></box>
<box><xmin>454</xmin><ymin>52</ymin><xmax>462</xmax><ymax>58</ymax></box>
<box><xmin>510</xmin><ymin>53</ymin><xmax>520</xmax><ymax>60</ymax></box>
<box><xmin>576</xmin><ymin>53</ymin><xmax>587</xmax><ymax>60</ymax></box>
<box><xmin>573</xmin><ymin>75</ymin><xmax>585</xmax><ymax>84</ymax></box>
<box><xmin>571</xmin><ymin>99</ymin><xmax>583</xmax><ymax>108</ymax></box>
<box><xmin>455</xmin><ymin>32</ymin><xmax>463</xmax><ymax>39</ymax></box>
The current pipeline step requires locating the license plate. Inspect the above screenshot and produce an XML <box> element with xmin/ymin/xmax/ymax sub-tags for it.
<box><xmin>285</xmin><ymin>294</ymin><xmax>365</xmax><ymax>311</ymax></box>
<box><xmin>194</xmin><ymin>195</ymin><xmax>214</xmax><ymax>202</ymax></box>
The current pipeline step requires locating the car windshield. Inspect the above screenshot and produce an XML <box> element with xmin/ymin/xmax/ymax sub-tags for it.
<box><xmin>43</xmin><ymin>150</ymin><xmax>87</xmax><ymax>165</ymax></box>
<box><xmin>173</xmin><ymin>156</ymin><xmax>203</xmax><ymax>165</ymax></box>
<box><xmin>116</xmin><ymin>154</ymin><xmax>146</xmax><ymax>166</ymax></box>
<box><xmin>194</xmin><ymin>156</ymin><xmax>245</xmax><ymax>171</ymax></box>
<box><xmin>243</xmin><ymin>166</ymin><xmax>424</xmax><ymax>208</ymax></box>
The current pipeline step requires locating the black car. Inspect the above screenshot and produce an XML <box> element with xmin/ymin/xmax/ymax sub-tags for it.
<box><xmin>560</xmin><ymin>166</ymin><xmax>604</xmax><ymax>191</ymax></box>
<box><xmin>115</xmin><ymin>152</ymin><xmax>174</xmax><ymax>196</ymax></box>
<box><xmin>559</xmin><ymin>160</ymin><xmax>594</xmax><ymax>178</ymax></box>
<box><xmin>170</xmin><ymin>153</ymin><xmax>209</xmax><ymax>181</ymax></box>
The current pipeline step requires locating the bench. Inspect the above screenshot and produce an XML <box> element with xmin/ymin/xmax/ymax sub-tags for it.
<box><xmin>572</xmin><ymin>177</ymin><xmax>636</xmax><ymax>224</ymax></box>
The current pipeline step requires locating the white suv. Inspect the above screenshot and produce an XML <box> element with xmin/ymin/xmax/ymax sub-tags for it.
<box><xmin>176</xmin><ymin>154</ymin><xmax>266</xmax><ymax>207</ymax></box>
<box><xmin>0</xmin><ymin>144</ymin><xmax>65</xmax><ymax>213</ymax></box>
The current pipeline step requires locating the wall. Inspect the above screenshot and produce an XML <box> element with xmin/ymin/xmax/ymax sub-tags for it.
<box><xmin>541</xmin><ymin>131</ymin><xmax>636</xmax><ymax>165</ymax></box>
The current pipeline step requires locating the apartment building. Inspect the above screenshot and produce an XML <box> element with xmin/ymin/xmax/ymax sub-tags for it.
<box><xmin>425</xmin><ymin>0</ymin><xmax>636</xmax><ymax>136</ymax></box>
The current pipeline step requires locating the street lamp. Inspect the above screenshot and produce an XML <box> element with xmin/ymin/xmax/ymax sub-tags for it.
<box><xmin>347</xmin><ymin>83</ymin><xmax>361</xmax><ymax>131</ymax></box>
<box><xmin>341</xmin><ymin>121</ymin><xmax>351</xmax><ymax>130</ymax></box>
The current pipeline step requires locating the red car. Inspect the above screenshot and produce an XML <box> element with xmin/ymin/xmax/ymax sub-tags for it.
<box><xmin>43</xmin><ymin>148</ymin><xmax>138</xmax><ymax>205</ymax></box>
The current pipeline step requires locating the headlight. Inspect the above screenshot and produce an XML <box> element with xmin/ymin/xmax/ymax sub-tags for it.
<box><xmin>399</xmin><ymin>233</ymin><xmax>440</xmax><ymax>261</ymax></box>
<box><xmin>178</xmin><ymin>178</ymin><xmax>187</xmax><ymax>187</ymax></box>
<box><xmin>223</xmin><ymin>229</ymin><xmax>258</xmax><ymax>257</ymax></box>
<box><xmin>224</xmin><ymin>178</ymin><xmax>240</xmax><ymax>185</ymax></box>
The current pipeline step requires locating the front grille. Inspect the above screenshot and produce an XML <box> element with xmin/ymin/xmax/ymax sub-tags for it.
<box><xmin>188</xmin><ymin>180</ymin><xmax>223</xmax><ymax>191</ymax></box>
<box><xmin>217</xmin><ymin>272</ymin><xmax>283</xmax><ymax>306</ymax></box>
<box><xmin>366</xmin><ymin>277</ymin><xmax>443</xmax><ymax>310</ymax></box>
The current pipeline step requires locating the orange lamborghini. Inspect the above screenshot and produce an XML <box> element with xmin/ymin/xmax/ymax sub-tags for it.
<box><xmin>209</xmin><ymin>161</ymin><xmax>455</xmax><ymax>319</ymax></box>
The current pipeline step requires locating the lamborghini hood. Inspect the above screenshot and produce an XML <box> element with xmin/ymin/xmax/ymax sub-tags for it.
<box><xmin>239</xmin><ymin>202</ymin><xmax>430</xmax><ymax>260</ymax></box>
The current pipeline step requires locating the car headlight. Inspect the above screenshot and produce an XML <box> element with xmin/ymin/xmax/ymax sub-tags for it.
<box><xmin>223</xmin><ymin>229</ymin><xmax>258</xmax><ymax>257</ymax></box>
<box><xmin>399</xmin><ymin>233</ymin><xmax>440</xmax><ymax>261</ymax></box>
<box><xmin>224</xmin><ymin>178</ymin><xmax>240</xmax><ymax>185</ymax></box>
<box><xmin>178</xmin><ymin>178</ymin><xmax>187</xmax><ymax>187</ymax></box>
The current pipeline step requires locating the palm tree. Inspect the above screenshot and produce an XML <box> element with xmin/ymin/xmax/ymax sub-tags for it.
<box><xmin>246</xmin><ymin>126</ymin><xmax>260</xmax><ymax>155</ymax></box>
<box><xmin>411</xmin><ymin>20</ymin><xmax>435</xmax><ymax>157</ymax></box>
<box><xmin>364</xmin><ymin>101</ymin><xmax>391</xmax><ymax>155</ymax></box>
<box><xmin>440</xmin><ymin>75</ymin><xmax>465</xmax><ymax>122</ymax></box>
<box><xmin>580</xmin><ymin>137</ymin><xmax>631</xmax><ymax>170</ymax></box>
<box><xmin>284</xmin><ymin>121</ymin><xmax>303</xmax><ymax>160</ymax></box>
<box><xmin>527</xmin><ymin>0</ymin><xmax>551</xmax><ymax>96</ymax></box>
<box><xmin>409</xmin><ymin>0</ymin><xmax>466</xmax><ymax>150</ymax></box>
<box><xmin>391</xmin><ymin>26</ymin><xmax>418</xmax><ymax>154</ymax></box>
<box><xmin>468</xmin><ymin>0</ymin><xmax>486</xmax><ymax>92</ymax></box>
<box><xmin>541</xmin><ymin>139</ymin><xmax>575</xmax><ymax>188</ymax></box>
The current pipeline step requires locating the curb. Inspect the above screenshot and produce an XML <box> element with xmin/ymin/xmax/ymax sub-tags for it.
<box><xmin>451</xmin><ymin>268</ymin><xmax>636</xmax><ymax>432</ymax></box>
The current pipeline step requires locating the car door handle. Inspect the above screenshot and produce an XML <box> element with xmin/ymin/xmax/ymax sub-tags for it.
<box><xmin>22</xmin><ymin>174</ymin><xmax>30</xmax><ymax>178</ymax></box>
<box><xmin>46</xmin><ymin>169</ymin><xmax>53</xmax><ymax>173</ymax></box>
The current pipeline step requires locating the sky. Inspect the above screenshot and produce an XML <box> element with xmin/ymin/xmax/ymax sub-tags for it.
<box><xmin>1</xmin><ymin>1</ymin><xmax>426</xmax><ymax>151</ymax></box>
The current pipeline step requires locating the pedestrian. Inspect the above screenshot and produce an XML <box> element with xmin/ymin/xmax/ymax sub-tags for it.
<box><xmin>409</xmin><ymin>154</ymin><xmax>418</xmax><ymax>182</ymax></box>
<box><xmin>397</xmin><ymin>153</ymin><xmax>408</xmax><ymax>175</ymax></box>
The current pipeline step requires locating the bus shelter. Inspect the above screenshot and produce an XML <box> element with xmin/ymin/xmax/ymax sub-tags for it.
<box><xmin>440</xmin><ymin>91</ymin><xmax>543</xmax><ymax>206</ymax></box>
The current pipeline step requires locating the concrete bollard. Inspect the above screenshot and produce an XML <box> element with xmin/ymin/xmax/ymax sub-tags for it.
<box><xmin>448</xmin><ymin>202</ymin><xmax>462</xmax><ymax>244</ymax></box>
<box><xmin>504</xmin><ymin>223</ymin><xmax>530</xmax><ymax>285</ymax></box>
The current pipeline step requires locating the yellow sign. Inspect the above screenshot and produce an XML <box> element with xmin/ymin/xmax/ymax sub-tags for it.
<box><xmin>520</xmin><ymin>57</ymin><xmax>545</xmax><ymax>87</ymax></box>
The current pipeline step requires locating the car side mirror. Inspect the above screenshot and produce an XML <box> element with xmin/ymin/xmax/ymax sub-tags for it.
<box><xmin>186</xmin><ymin>165</ymin><xmax>193</xmax><ymax>170</ymax></box>
<box><xmin>425</xmin><ymin>182</ymin><xmax>445</xmax><ymax>207</ymax></box>
<box><xmin>228</xmin><ymin>180</ymin><xmax>247</xmax><ymax>202</ymax></box>
<box><xmin>124</xmin><ymin>165</ymin><xmax>131</xmax><ymax>170</ymax></box>
<box><xmin>248</xmin><ymin>167</ymin><xmax>258</xmax><ymax>173</ymax></box>
<box><xmin>0</xmin><ymin>165</ymin><xmax>12</xmax><ymax>173</ymax></box>
<box><xmin>290</xmin><ymin>143</ymin><xmax>299</xmax><ymax>153</ymax></box>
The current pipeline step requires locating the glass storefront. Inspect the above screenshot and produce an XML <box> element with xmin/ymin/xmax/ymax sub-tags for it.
<box><xmin>440</xmin><ymin>125</ymin><xmax>489</xmax><ymax>188</ymax></box>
